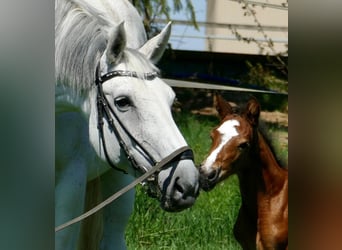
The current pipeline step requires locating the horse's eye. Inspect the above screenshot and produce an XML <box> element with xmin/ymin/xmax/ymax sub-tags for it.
<box><xmin>114</xmin><ymin>96</ymin><xmax>131</xmax><ymax>111</ymax></box>
<box><xmin>238</xmin><ymin>142</ymin><xmax>249</xmax><ymax>151</ymax></box>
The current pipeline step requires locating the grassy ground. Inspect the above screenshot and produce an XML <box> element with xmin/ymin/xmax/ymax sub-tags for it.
<box><xmin>126</xmin><ymin>111</ymin><xmax>288</xmax><ymax>249</ymax></box>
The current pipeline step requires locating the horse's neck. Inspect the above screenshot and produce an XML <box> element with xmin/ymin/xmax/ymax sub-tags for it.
<box><xmin>55</xmin><ymin>85</ymin><xmax>92</xmax><ymax>118</ymax></box>
<box><xmin>237</xmin><ymin>130</ymin><xmax>287</xmax><ymax>218</ymax></box>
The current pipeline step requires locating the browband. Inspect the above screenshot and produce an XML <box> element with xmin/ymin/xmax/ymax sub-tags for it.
<box><xmin>97</xmin><ymin>70</ymin><xmax>159</xmax><ymax>84</ymax></box>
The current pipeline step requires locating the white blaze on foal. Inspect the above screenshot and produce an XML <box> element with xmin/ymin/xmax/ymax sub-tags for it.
<box><xmin>203</xmin><ymin>120</ymin><xmax>240</xmax><ymax>170</ymax></box>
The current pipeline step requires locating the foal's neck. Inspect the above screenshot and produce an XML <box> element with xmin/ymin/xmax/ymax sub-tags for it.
<box><xmin>237</xmin><ymin>130</ymin><xmax>287</xmax><ymax>212</ymax></box>
<box><xmin>257</xmin><ymin>131</ymin><xmax>286</xmax><ymax>193</ymax></box>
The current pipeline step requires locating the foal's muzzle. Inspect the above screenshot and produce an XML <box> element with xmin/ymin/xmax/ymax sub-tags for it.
<box><xmin>199</xmin><ymin>166</ymin><xmax>221</xmax><ymax>191</ymax></box>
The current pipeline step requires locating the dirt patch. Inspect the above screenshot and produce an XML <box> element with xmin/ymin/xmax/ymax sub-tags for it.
<box><xmin>260</xmin><ymin>111</ymin><xmax>288</xmax><ymax>151</ymax></box>
<box><xmin>260</xmin><ymin>111</ymin><xmax>288</xmax><ymax>127</ymax></box>
<box><xmin>191</xmin><ymin>107</ymin><xmax>288</xmax><ymax>127</ymax></box>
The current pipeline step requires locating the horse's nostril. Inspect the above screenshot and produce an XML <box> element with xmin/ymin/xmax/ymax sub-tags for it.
<box><xmin>175</xmin><ymin>180</ymin><xmax>184</xmax><ymax>194</ymax></box>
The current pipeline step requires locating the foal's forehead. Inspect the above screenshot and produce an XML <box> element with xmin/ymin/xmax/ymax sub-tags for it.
<box><xmin>204</xmin><ymin>119</ymin><xmax>240</xmax><ymax>166</ymax></box>
<box><xmin>215</xmin><ymin>119</ymin><xmax>240</xmax><ymax>141</ymax></box>
<box><xmin>217</xmin><ymin>119</ymin><xmax>240</xmax><ymax>133</ymax></box>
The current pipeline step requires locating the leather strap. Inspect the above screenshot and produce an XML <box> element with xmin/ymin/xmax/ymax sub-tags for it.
<box><xmin>55</xmin><ymin>145</ymin><xmax>192</xmax><ymax>232</ymax></box>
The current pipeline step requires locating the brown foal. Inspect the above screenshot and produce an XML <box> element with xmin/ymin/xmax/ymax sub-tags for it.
<box><xmin>199</xmin><ymin>94</ymin><xmax>288</xmax><ymax>250</ymax></box>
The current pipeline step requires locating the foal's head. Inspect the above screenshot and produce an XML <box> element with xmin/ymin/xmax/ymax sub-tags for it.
<box><xmin>199</xmin><ymin>94</ymin><xmax>260</xmax><ymax>191</ymax></box>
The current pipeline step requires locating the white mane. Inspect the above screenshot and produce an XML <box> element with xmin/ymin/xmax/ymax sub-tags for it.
<box><xmin>55</xmin><ymin>0</ymin><xmax>150</xmax><ymax>92</ymax></box>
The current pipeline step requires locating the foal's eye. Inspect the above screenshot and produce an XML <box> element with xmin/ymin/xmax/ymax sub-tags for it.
<box><xmin>114</xmin><ymin>96</ymin><xmax>131</xmax><ymax>111</ymax></box>
<box><xmin>238</xmin><ymin>142</ymin><xmax>250</xmax><ymax>151</ymax></box>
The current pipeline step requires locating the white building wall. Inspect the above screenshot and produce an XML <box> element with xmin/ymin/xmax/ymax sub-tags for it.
<box><xmin>206</xmin><ymin>0</ymin><xmax>288</xmax><ymax>55</ymax></box>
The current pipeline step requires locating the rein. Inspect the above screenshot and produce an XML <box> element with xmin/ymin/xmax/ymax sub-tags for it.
<box><xmin>55</xmin><ymin>145</ymin><xmax>191</xmax><ymax>232</ymax></box>
<box><xmin>55</xmin><ymin>65</ymin><xmax>194</xmax><ymax>232</ymax></box>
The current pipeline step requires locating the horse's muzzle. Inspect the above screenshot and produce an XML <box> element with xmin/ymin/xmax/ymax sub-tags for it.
<box><xmin>158</xmin><ymin>159</ymin><xmax>200</xmax><ymax>212</ymax></box>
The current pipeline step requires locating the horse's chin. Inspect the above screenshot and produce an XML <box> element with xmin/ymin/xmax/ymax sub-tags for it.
<box><xmin>160</xmin><ymin>195</ymin><xmax>197</xmax><ymax>212</ymax></box>
<box><xmin>160</xmin><ymin>197</ymin><xmax>196</xmax><ymax>212</ymax></box>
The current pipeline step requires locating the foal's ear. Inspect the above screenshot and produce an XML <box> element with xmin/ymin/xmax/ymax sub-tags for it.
<box><xmin>214</xmin><ymin>93</ymin><xmax>233</xmax><ymax>120</ymax></box>
<box><xmin>106</xmin><ymin>22</ymin><xmax>126</xmax><ymax>64</ymax></box>
<box><xmin>244</xmin><ymin>97</ymin><xmax>260</xmax><ymax>126</ymax></box>
<box><xmin>139</xmin><ymin>22</ymin><xmax>171</xmax><ymax>64</ymax></box>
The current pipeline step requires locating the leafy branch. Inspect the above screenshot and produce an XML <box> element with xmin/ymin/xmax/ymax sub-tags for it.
<box><xmin>231</xmin><ymin>0</ymin><xmax>288</xmax><ymax>77</ymax></box>
<box><xmin>130</xmin><ymin>0</ymin><xmax>198</xmax><ymax>37</ymax></box>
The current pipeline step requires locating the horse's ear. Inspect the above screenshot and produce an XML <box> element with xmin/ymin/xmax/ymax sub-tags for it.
<box><xmin>214</xmin><ymin>93</ymin><xmax>233</xmax><ymax>120</ymax></box>
<box><xmin>244</xmin><ymin>97</ymin><xmax>260</xmax><ymax>126</ymax></box>
<box><xmin>106</xmin><ymin>22</ymin><xmax>126</xmax><ymax>64</ymax></box>
<box><xmin>139</xmin><ymin>22</ymin><xmax>171</xmax><ymax>64</ymax></box>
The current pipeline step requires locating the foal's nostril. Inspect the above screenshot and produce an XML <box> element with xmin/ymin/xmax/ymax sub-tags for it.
<box><xmin>199</xmin><ymin>168</ymin><xmax>220</xmax><ymax>192</ymax></box>
<box><xmin>207</xmin><ymin>168</ymin><xmax>220</xmax><ymax>181</ymax></box>
<box><xmin>208</xmin><ymin>170</ymin><xmax>217</xmax><ymax>180</ymax></box>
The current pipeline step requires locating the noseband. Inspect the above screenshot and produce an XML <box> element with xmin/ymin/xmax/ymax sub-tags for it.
<box><xmin>95</xmin><ymin>64</ymin><xmax>194</xmax><ymax>193</ymax></box>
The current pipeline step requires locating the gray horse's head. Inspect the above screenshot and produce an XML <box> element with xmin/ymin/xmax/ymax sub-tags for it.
<box><xmin>89</xmin><ymin>22</ymin><xmax>199</xmax><ymax>211</ymax></box>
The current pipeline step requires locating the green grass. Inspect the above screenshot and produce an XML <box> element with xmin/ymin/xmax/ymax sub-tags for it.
<box><xmin>126</xmin><ymin>112</ymin><xmax>288</xmax><ymax>249</ymax></box>
<box><xmin>126</xmin><ymin>177</ymin><xmax>241</xmax><ymax>250</ymax></box>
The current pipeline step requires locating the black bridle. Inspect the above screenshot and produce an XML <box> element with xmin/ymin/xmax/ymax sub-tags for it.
<box><xmin>95</xmin><ymin>64</ymin><xmax>194</xmax><ymax>195</ymax></box>
<box><xmin>55</xmin><ymin>65</ymin><xmax>195</xmax><ymax>232</ymax></box>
